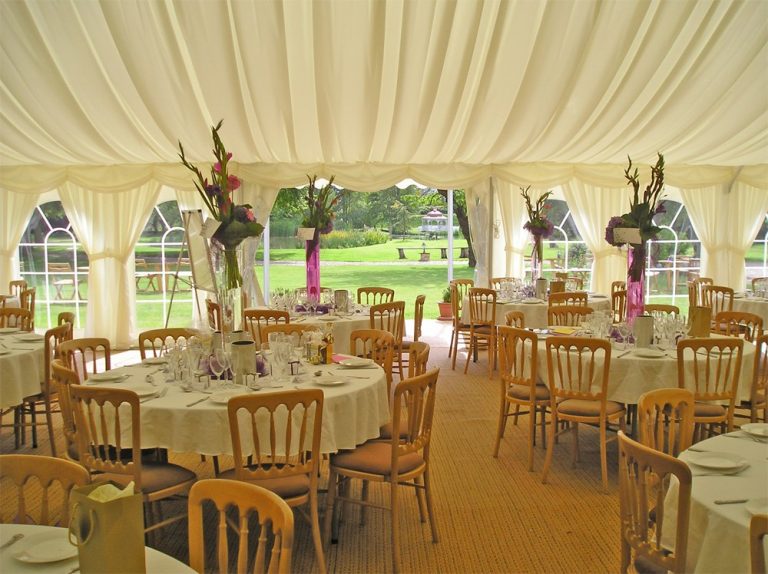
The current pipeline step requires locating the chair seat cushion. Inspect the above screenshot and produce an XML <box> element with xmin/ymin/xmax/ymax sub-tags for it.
<box><xmin>378</xmin><ymin>418</ymin><xmax>409</xmax><ymax>440</ymax></box>
<box><xmin>508</xmin><ymin>383</ymin><xmax>550</xmax><ymax>401</ymax></box>
<box><xmin>634</xmin><ymin>555</ymin><xmax>668</xmax><ymax>574</ymax></box>
<box><xmin>332</xmin><ymin>441</ymin><xmax>424</xmax><ymax>476</ymax></box>
<box><xmin>471</xmin><ymin>325</ymin><xmax>494</xmax><ymax>334</ymax></box>
<box><xmin>557</xmin><ymin>399</ymin><xmax>625</xmax><ymax>417</ymax></box>
<box><xmin>99</xmin><ymin>462</ymin><xmax>195</xmax><ymax>494</ymax></box>
<box><xmin>218</xmin><ymin>467</ymin><xmax>310</xmax><ymax>499</ymax></box>
<box><xmin>694</xmin><ymin>402</ymin><xmax>726</xmax><ymax>418</ymax></box>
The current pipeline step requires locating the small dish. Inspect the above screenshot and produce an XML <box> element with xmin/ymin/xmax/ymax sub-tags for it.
<box><xmin>123</xmin><ymin>383</ymin><xmax>157</xmax><ymax>397</ymax></box>
<box><xmin>16</xmin><ymin>334</ymin><xmax>44</xmax><ymax>342</ymax></box>
<box><xmin>589</xmin><ymin>294</ymin><xmax>608</xmax><ymax>299</ymax></box>
<box><xmin>741</xmin><ymin>423</ymin><xmax>768</xmax><ymax>438</ymax></box>
<box><xmin>142</xmin><ymin>357</ymin><xmax>168</xmax><ymax>365</ymax></box>
<box><xmin>550</xmin><ymin>326</ymin><xmax>578</xmax><ymax>336</ymax></box>
<box><xmin>88</xmin><ymin>372</ymin><xmax>126</xmax><ymax>382</ymax></box>
<box><xmin>339</xmin><ymin>357</ymin><xmax>374</xmax><ymax>368</ymax></box>
<box><xmin>746</xmin><ymin>498</ymin><xmax>768</xmax><ymax>516</ymax></box>
<box><xmin>0</xmin><ymin>327</ymin><xmax>19</xmax><ymax>334</ymax></box>
<box><xmin>12</xmin><ymin>530</ymin><xmax>78</xmax><ymax>563</ymax></box>
<box><xmin>322</xmin><ymin>316</ymin><xmax>339</xmax><ymax>321</ymax></box>
<box><xmin>210</xmin><ymin>389</ymin><xmax>249</xmax><ymax>404</ymax></box>
<box><xmin>634</xmin><ymin>348</ymin><xmax>665</xmax><ymax>359</ymax></box>
<box><xmin>522</xmin><ymin>298</ymin><xmax>542</xmax><ymax>305</ymax></box>
<box><xmin>685</xmin><ymin>451</ymin><xmax>748</xmax><ymax>472</ymax></box>
<box><xmin>314</xmin><ymin>378</ymin><xmax>346</xmax><ymax>387</ymax></box>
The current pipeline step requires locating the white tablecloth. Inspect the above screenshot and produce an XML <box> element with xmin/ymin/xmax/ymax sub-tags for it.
<box><xmin>461</xmin><ymin>295</ymin><xmax>612</xmax><ymax>328</ymax></box>
<box><xmin>535</xmin><ymin>335</ymin><xmax>755</xmax><ymax>405</ymax></box>
<box><xmin>0</xmin><ymin>524</ymin><xmax>193</xmax><ymax>573</ymax></box>
<box><xmin>663</xmin><ymin>433</ymin><xmax>768</xmax><ymax>573</ymax></box>
<box><xmin>82</xmin><ymin>360</ymin><xmax>390</xmax><ymax>456</ymax></box>
<box><xmin>733</xmin><ymin>296</ymin><xmax>768</xmax><ymax>326</ymax></box>
<box><xmin>0</xmin><ymin>330</ymin><xmax>45</xmax><ymax>409</ymax></box>
<box><xmin>2</xmin><ymin>296</ymin><xmax>20</xmax><ymax>308</ymax></box>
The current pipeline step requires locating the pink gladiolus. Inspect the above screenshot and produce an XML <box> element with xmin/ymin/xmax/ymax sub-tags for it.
<box><xmin>228</xmin><ymin>174</ymin><xmax>241</xmax><ymax>191</ymax></box>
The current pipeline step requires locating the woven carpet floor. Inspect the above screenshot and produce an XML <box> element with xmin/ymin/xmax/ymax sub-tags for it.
<box><xmin>1</xmin><ymin>331</ymin><xmax>622</xmax><ymax>573</ymax></box>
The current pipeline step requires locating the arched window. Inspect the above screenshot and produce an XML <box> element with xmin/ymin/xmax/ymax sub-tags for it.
<box><xmin>746</xmin><ymin>213</ymin><xmax>768</xmax><ymax>288</ymax></box>
<box><xmin>18</xmin><ymin>201</ymin><xmax>88</xmax><ymax>329</ymax></box>
<box><xmin>646</xmin><ymin>199</ymin><xmax>701</xmax><ymax>313</ymax></box>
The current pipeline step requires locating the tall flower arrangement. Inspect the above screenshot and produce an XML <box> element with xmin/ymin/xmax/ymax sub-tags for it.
<box><xmin>178</xmin><ymin>120</ymin><xmax>263</xmax><ymax>289</ymax></box>
<box><xmin>301</xmin><ymin>175</ymin><xmax>345</xmax><ymax>298</ymax></box>
<box><xmin>521</xmin><ymin>186</ymin><xmax>554</xmax><ymax>279</ymax></box>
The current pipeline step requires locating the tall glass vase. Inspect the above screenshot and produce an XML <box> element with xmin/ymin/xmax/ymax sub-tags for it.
<box><xmin>626</xmin><ymin>243</ymin><xmax>646</xmax><ymax>324</ymax></box>
<box><xmin>214</xmin><ymin>244</ymin><xmax>244</xmax><ymax>333</ymax></box>
<box><xmin>530</xmin><ymin>235</ymin><xmax>543</xmax><ymax>281</ymax></box>
<box><xmin>305</xmin><ymin>237</ymin><xmax>321</xmax><ymax>300</ymax></box>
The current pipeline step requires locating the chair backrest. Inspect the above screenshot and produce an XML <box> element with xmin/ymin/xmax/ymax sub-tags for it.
<box><xmin>467</xmin><ymin>288</ymin><xmax>497</xmax><ymax>327</ymax></box>
<box><xmin>490</xmin><ymin>277</ymin><xmax>517</xmax><ymax>290</ymax></box>
<box><xmin>138</xmin><ymin>327</ymin><xmax>199</xmax><ymax>360</ymax></box>
<box><xmin>611</xmin><ymin>290</ymin><xmax>627</xmax><ymax>323</ymax></box>
<box><xmin>205</xmin><ymin>298</ymin><xmax>222</xmax><ymax>331</ymax></box>
<box><xmin>69</xmin><ymin>385</ymin><xmax>145</xmax><ymax>491</ymax></box>
<box><xmin>357</xmin><ymin>286</ymin><xmax>395</xmax><ymax>305</ymax></box>
<box><xmin>390</xmin><ymin>368</ymin><xmax>440</xmax><ymax>468</ymax></box>
<box><xmin>618</xmin><ymin>431</ymin><xmax>691</xmax><ymax>574</ymax></box>
<box><xmin>0</xmin><ymin>454</ymin><xmax>90</xmax><ymax>526</ymax></box>
<box><xmin>58</xmin><ymin>337</ymin><xmax>111</xmax><ymax>381</ymax></box>
<box><xmin>548</xmin><ymin>291</ymin><xmax>588</xmax><ymax>307</ymax></box>
<box><xmin>505</xmin><ymin>310</ymin><xmax>525</xmax><ymax>328</ymax></box>
<box><xmin>51</xmin><ymin>359</ymin><xmax>80</xmax><ymax>460</ymax></box>
<box><xmin>406</xmin><ymin>340</ymin><xmax>430</xmax><ymax>378</ymax></box>
<box><xmin>751</xmin><ymin>334</ymin><xmax>768</xmax><ymax>420</ymax></box>
<box><xmin>677</xmin><ymin>337</ymin><xmax>743</xmax><ymax>425</ymax></box>
<box><xmin>261</xmin><ymin>323</ymin><xmax>321</xmax><ymax>349</ymax></box>
<box><xmin>242</xmin><ymin>309</ymin><xmax>290</xmax><ymax>346</ymax></box>
<box><xmin>0</xmin><ymin>307</ymin><xmax>31</xmax><ymax>330</ymax></box>
<box><xmin>369</xmin><ymin>300</ymin><xmax>405</xmax><ymax>344</ymax></box>
<box><xmin>57</xmin><ymin>311</ymin><xmax>76</xmax><ymax>326</ymax></box>
<box><xmin>700</xmin><ymin>284</ymin><xmax>733</xmax><ymax>315</ymax></box>
<box><xmin>44</xmin><ymin>322</ymin><xmax>72</xmax><ymax>394</ymax></box>
<box><xmin>547</xmin><ymin>305</ymin><xmax>594</xmax><ymax>327</ymax></box>
<box><xmin>564</xmin><ymin>276</ymin><xmax>584</xmax><ymax>291</ymax></box>
<box><xmin>713</xmin><ymin>311</ymin><xmax>763</xmax><ymax>343</ymax></box>
<box><xmin>449</xmin><ymin>279</ymin><xmax>474</xmax><ymax>314</ymax></box>
<box><xmin>549</xmin><ymin>280</ymin><xmax>566</xmax><ymax>294</ymax></box>
<box><xmin>752</xmin><ymin>276</ymin><xmax>768</xmax><ymax>294</ymax></box>
<box><xmin>637</xmin><ymin>388</ymin><xmax>695</xmax><ymax>457</ymax></box>
<box><xmin>9</xmin><ymin>279</ymin><xmax>28</xmax><ymax>297</ymax></box>
<box><xmin>497</xmin><ymin>326</ymin><xmax>538</xmax><ymax>397</ymax></box>
<box><xmin>687</xmin><ymin>281</ymin><xmax>699</xmax><ymax>308</ymax></box>
<box><xmin>350</xmin><ymin>328</ymin><xmax>395</xmax><ymax>393</ymax></box>
<box><xmin>412</xmin><ymin>294</ymin><xmax>426</xmax><ymax>342</ymax></box>
<box><xmin>545</xmin><ymin>336</ymin><xmax>611</xmax><ymax>401</ymax></box>
<box><xmin>611</xmin><ymin>280</ymin><xmax>626</xmax><ymax>295</ymax></box>
<box><xmin>19</xmin><ymin>287</ymin><xmax>36</xmax><ymax>327</ymax></box>
<box><xmin>227</xmin><ymin>389</ymin><xmax>323</xmax><ymax>488</ymax></box>
<box><xmin>751</xmin><ymin>514</ymin><xmax>768</xmax><ymax>574</ymax></box>
<box><xmin>645</xmin><ymin>304</ymin><xmax>680</xmax><ymax>317</ymax></box>
<box><xmin>188</xmin><ymin>479</ymin><xmax>294</xmax><ymax>574</ymax></box>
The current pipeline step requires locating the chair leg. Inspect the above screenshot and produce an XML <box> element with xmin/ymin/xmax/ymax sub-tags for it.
<box><xmin>541</xmin><ymin>411</ymin><xmax>557</xmax><ymax>485</ymax></box>
<box><xmin>413</xmin><ymin>476</ymin><xmax>427</xmax><ymax>523</ymax></box>
<box><xmin>599</xmin><ymin>420</ymin><xmax>608</xmax><ymax>493</ymax></box>
<box><xmin>422</xmin><ymin>468</ymin><xmax>439</xmax><ymax>542</ymax></box>
<box><xmin>390</xmin><ymin>478</ymin><xmax>401</xmax><ymax>574</ymax></box>
<box><xmin>360</xmin><ymin>480</ymin><xmax>369</xmax><ymax>525</ymax></box>
<box><xmin>30</xmin><ymin>401</ymin><xmax>38</xmax><ymax>448</ymax></box>
<box><xmin>528</xmin><ymin>401</ymin><xmax>536</xmax><ymax>471</ymax></box>
<box><xmin>571</xmin><ymin>423</ymin><xmax>580</xmax><ymax>465</ymax></box>
<box><xmin>323</xmin><ymin>466</ymin><xmax>338</xmax><ymax>546</ymax></box>
<box><xmin>309</xmin><ymin>488</ymin><xmax>327</xmax><ymax>574</ymax></box>
<box><xmin>493</xmin><ymin>398</ymin><xmax>509</xmax><ymax>458</ymax></box>
<box><xmin>44</xmin><ymin>397</ymin><xmax>57</xmax><ymax>457</ymax></box>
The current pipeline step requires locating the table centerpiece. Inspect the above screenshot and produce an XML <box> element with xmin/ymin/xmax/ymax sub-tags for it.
<box><xmin>521</xmin><ymin>186</ymin><xmax>554</xmax><ymax>280</ymax></box>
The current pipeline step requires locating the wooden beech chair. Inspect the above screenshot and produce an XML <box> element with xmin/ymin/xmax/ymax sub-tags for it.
<box><xmin>618</xmin><ymin>431</ymin><xmax>691</xmax><ymax>574</ymax></box>
<box><xmin>138</xmin><ymin>327</ymin><xmax>199</xmax><ymax>360</ymax></box>
<box><xmin>645</xmin><ymin>303</ymin><xmax>680</xmax><ymax>317</ymax></box>
<box><xmin>504</xmin><ymin>310</ymin><xmax>525</xmax><ymax>328</ymax></box>
<box><xmin>713</xmin><ymin>310</ymin><xmax>763</xmax><ymax>343</ymax></box>
<box><xmin>752</xmin><ymin>276</ymin><xmax>768</xmax><ymax>294</ymax></box>
<box><xmin>547</xmin><ymin>305</ymin><xmax>593</xmax><ymax>327</ymax></box>
<box><xmin>379</xmin><ymin>341</ymin><xmax>431</xmax><ymax>441</ymax></box>
<box><xmin>611</xmin><ymin>290</ymin><xmax>627</xmax><ymax>323</ymax></box>
<box><xmin>242</xmin><ymin>309</ymin><xmax>290</xmax><ymax>347</ymax></box>
<box><xmin>637</xmin><ymin>388</ymin><xmax>695</xmax><ymax>457</ymax></box>
<box><xmin>549</xmin><ymin>280</ymin><xmax>566</xmax><ymax>294</ymax></box>
<box><xmin>611</xmin><ymin>280</ymin><xmax>626</xmax><ymax>295</ymax></box>
<box><xmin>188</xmin><ymin>479</ymin><xmax>294</xmax><ymax>574</ymax></box>
<box><xmin>58</xmin><ymin>337</ymin><xmax>111</xmax><ymax>381</ymax></box>
<box><xmin>548</xmin><ymin>291</ymin><xmax>588</xmax><ymax>307</ymax></box>
<box><xmin>564</xmin><ymin>276</ymin><xmax>584</xmax><ymax>291</ymax></box>
<box><xmin>205</xmin><ymin>298</ymin><xmax>222</xmax><ymax>331</ymax></box>
<box><xmin>677</xmin><ymin>337</ymin><xmax>743</xmax><ymax>440</ymax></box>
<box><xmin>261</xmin><ymin>323</ymin><xmax>320</xmax><ymax>347</ymax></box>
<box><xmin>751</xmin><ymin>514</ymin><xmax>768</xmax><ymax>574</ymax></box>
<box><xmin>19</xmin><ymin>287</ymin><xmax>36</xmax><ymax>330</ymax></box>
<box><xmin>370</xmin><ymin>300</ymin><xmax>406</xmax><ymax>378</ymax></box>
<box><xmin>57</xmin><ymin>311</ymin><xmax>76</xmax><ymax>326</ymax></box>
<box><xmin>69</xmin><ymin>385</ymin><xmax>197</xmax><ymax>534</ymax></box>
<box><xmin>464</xmin><ymin>287</ymin><xmax>497</xmax><ymax>377</ymax></box>
<box><xmin>449</xmin><ymin>280</ymin><xmax>473</xmax><ymax>369</ymax></box>
<box><xmin>51</xmin><ymin>359</ymin><xmax>81</xmax><ymax>461</ymax></box>
<box><xmin>350</xmin><ymin>329</ymin><xmax>395</xmax><ymax>396</ymax></box>
<box><xmin>490</xmin><ymin>277</ymin><xmax>516</xmax><ymax>290</ymax></box>
<box><xmin>0</xmin><ymin>307</ymin><xmax>31</xmax><ymax>331</ymax></box>
<box><xmin>324</xmin><ymin>368</ymin><xmax>440</xmax><ymax>574</ymax></box>
<box><xmin>541</xmin><ymin>337</ymin><xmax>626</xmax><ymax>492</ymax></box>
<box><xmin>700</xmin><ymin>284</ymin><xmax>734</xmax><ymax>316</ymax></box>
<box><xmin>399</xmin><ymin>295</ymin><xmax>426</xmax><ymax>376</ymax></box>
<box><xmin>9</xmin><ymin>279</ymin><xmax>28</xmax><ymax>297</ymax></box>
<box><xmin>736</xmin><ymin>333</ymin><xmax>767</xmax><ymax>424</ymax></box>
<box><xmin>357</xmin><ymin>286</ymin><xmax>395</xmax><ymax>306</ymax></box>
<box><xmin>0</xmin><ymin>454</ymin><xmax>90</xmax><ymax>525</ymax></box>
<box><xmin>494</xmin><ymin>326</ymin><xmax>549</xmax><ymax>470</ymax></box>
<box><xmin>222</xmin><ymin>390</ymin><xmax>325</xmax><ymax>574</ymax></box>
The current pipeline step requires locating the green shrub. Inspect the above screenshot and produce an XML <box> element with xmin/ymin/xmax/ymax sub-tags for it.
<box><xmin>320</xmin><ymin>229</ymin><xmax>388</xmax><ymax>249</ymax></box>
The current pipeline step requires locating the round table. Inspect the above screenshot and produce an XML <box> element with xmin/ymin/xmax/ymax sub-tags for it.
<box><xmin>662</xmin><ymin>431</ymin><xmax>768</xmax><ymax>573</ymax></box>
<box><xmin>535</xmin><ymin>334</ymin><xmax>755</xmax><ymax>404</ymax></box>
<box><xmin>733</xmin><ymin>295</ymin><xmax>768</xmax><ymax>326</ymax></box>
<box><xmin>0</xmin><ymin>524</ymin><xmax>193</xmax><ymax>573</ymax></box>
<box><xmin>0</xmin><ymin>329</ymin><xmax>45</xmax><ymax>410</ymax></box>
<box><xmin>461</xmin><ymin>295</ymin><xmax>612</xmax><ymax>328</ymax></box>
<box><xmin>81</xmin><ymin>360</ymin><xmax>390</xmax><ymax>456</ymax></box>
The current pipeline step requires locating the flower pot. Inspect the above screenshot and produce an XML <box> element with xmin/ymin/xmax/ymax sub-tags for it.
<box><xmin>437</xmin><ymin>301</ymin><xmax>453</xmax><ymax>321</ymax></box>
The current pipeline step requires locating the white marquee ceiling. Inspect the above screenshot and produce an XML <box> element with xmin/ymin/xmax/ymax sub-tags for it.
<box><xmin>0</xmin><ymin>0</ymin><xmax>767</xmax><ymax>190</ymax></box>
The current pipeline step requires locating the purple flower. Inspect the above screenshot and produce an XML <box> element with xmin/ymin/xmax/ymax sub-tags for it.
<box><xmin>205</xmin><ymin>184</ymin><xmax>221</xmax><ymax>198</ymax></box>
<box><xmin>605</xmin><ymin>216</ymin><xmax>626</xmax><ymax>246</ymax></box>
<box><xmin>655</xmin><ymin>201</ymin><xmax>666</xmax><ymax>215</ymax></box>
<box><xmin>233</xmin><ymin>205</ymin><xmax>255</xmax><ymax>223</ymax></box>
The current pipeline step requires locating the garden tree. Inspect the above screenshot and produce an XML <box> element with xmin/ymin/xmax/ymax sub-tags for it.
<box><xmin>390</xmin><ymin>200</ymin><xmax>412</xmax><ymax>235</ymax></box>
<box><xmin>436</xmin><ymin>189</ymin><xmax>475</xmax><ymax>267</ymax></box>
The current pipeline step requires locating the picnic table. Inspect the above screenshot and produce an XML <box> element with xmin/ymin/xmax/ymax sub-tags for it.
<box><xmin>396</xmin><ymin>247</ymin><xmax>469</xmax><ymax>260</ymax></box>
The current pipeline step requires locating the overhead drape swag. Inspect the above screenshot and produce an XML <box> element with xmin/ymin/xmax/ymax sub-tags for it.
<box><xmin>562</xmin><ymin>181</ymin><xmax>633</xmax><ymax>295</ymax></box>
<box><xmin>59</xmin><ymin>180</ymin><xmax>161</xmax><ymax>348</ymax></box>
<box><xmin>0</xmin><ymin>189</ymin><xmax>40</xmax><ymax>291</ymax></box>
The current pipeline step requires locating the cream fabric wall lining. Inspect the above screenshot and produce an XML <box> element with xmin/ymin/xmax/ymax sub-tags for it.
<box><xmin>0</xmin><ymin>190</ymin><xmax>40</xmax><ymax>291</ymax></box>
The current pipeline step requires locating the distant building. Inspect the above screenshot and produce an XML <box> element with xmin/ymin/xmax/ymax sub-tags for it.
<box><xmin>420</xmin><ymin>209</ymin><xmax>455</xmax><ymax>238</ymax></box>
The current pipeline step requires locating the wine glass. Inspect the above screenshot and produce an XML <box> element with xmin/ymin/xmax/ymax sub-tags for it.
<box><xmin>210</xmin><ymin>348</ymin><xmax>230</xmax><ymax>383</ymax></box>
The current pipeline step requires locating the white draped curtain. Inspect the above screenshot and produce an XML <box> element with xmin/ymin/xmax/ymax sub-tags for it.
<box><xmin>59</xmin><ymin>181</ymin><xmax>160</xmax><ymax>348</ymax></box>
<box><xmin>0</xmin><ymin>189</ymin><xmax>40</xmax><ymax>291</ymax></box>
<box><xmin>562</xmin><ymin>182</ymin><xmax>633</xmax><ymax>295</ymax></box>
<box><xmin>466</xmin><ymin>180</ymin><xmax>492</xmax><ymax>288</ymax></box>
<box><xmin>494</xmin><ymin>180</ymin><xmax>532</xmax><ymax>279</ymax></box>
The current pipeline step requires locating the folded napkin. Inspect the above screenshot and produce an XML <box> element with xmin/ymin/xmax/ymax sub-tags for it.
<box><xmin>294</xmin><ymin>304</ymin><xmax>330</xmax><ymax>314</ymax></box>
<box><xmin>88</xmin><ymin>481</ymin><xmax>135</xmax><ymax>501</ymax></box>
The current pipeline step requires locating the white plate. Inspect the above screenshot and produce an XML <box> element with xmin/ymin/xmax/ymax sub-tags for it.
<box><xmin>0</xmin><ymin>327</ymin><xmax>19</xmax><ymax>334</ymax></box>
<box><xmin>741</xmin><ymin>423</ymin><xmax>768</xmax><ymax>438</ymax></box>
<box><xmin>522</xmin><ymin>298</ymin><xmax>542</xmax><ymax>305</ymax></box>
<box><xmin>142</xmin><ymin>356</ymin><xmax>168</xmax><ymax>365</ymax></box>
<box><xmin>634</xmin><ymin>348</ymin><xmax>666</xmax><ymax>359</ymax></box>
<box><xmin>339</xmin><ymin>357</ymin><xmax>374</xmax><ymax>368</ymax></box>
<box><xmin>210</xmin><ymin>389</ymin><xmax>250</xmax><ymax>404</ymax></box>
<box><xmin>746</xmin><ymin>498</ymin><xmax>768</xmax><ymax>516</ymax></box>
<box><xmin>16</xmin><ymin>334</ymin><xmax>43</xmax><ymax>342</ymax></box>
<box><xmin>12</xmin><ymin>530</ymin><xmax>78</xmax><ymax>563</ymax></box>
<box><xmin>123</xmin><ymin>383</ymin><xmax>157</xmax><ymax>397</ymax></box>
<box><xmin>320</xmin><ymin>315</ymin><xmax>339</xmax><ymax>321</ymax></box>
<box><xmin>88</xmin><ymin>372</ymin><xmax>126</xmax><ymax>382</ymax></box>
<box><xmin>590</xmin><ymin>294</ymin><xmax>608</xmax><ymax>299</ymax></box>
<box><xmin>314</xmin><ymin>378</ymin><xmax>346</xmax><ymax>387</ymax></box>
<box><xmin>686</xmin><ymin>451</ymin><xmax>748</xmax><ymax>472</ymax></box>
